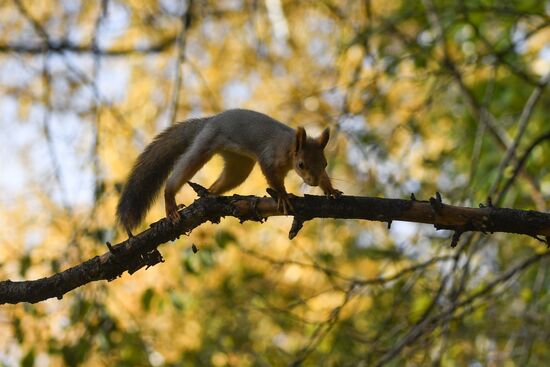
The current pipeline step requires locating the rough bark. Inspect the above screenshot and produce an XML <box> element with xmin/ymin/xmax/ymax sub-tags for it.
<box><xmin>1</xmin><ymin>188</ymin><xmax>549</xmax><ymax>304</ymax></box>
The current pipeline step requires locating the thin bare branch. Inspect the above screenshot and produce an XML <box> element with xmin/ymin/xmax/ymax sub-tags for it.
<box><xmin>490</xmin><ymin>72</ymin><xmax>550</xmax><ymax>197</ymax></box>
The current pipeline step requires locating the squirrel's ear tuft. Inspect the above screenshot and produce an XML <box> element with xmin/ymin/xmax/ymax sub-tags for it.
<box><xmin>318</xmin><ymin>127</ymin><xmax>330</xmax><ymax>149</ymax></box>
<box><xmin>295</xmin><ymin>127</ymin><xmax>307</xmax><ymax>153</ymax></box>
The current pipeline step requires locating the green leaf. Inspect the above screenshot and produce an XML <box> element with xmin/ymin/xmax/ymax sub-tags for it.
<box><xmin>70</xmin><ymin>298</ymin><xmax>92</xmax><ymax>323</ymax></box>
<box><xmin>141</xmin><ymin>288</ymin><xmax>155</xmax><ymax>311</ymax></box>
<box><xmin>50</xmin><ymin>259</ymin><xmax>60</xmax><ymax>273</ymax></box>
<box><xmin>13</xmin><ymin>317</ymin><xmax>24</xmax><ymax>343</ymax></box>
<box><xmin>170</xmin><ymin>291</ymin><xmax>184</xmax><ymax>311</ymax></box>
<box><xmin>366</xmin><ymin>247</ymin><xmax>402</xmax><ymax>260</ymax></box>
<box><xmin>317</xmin><ymin>251</ymin><xmax>335</xmax><ymax>264</ymax></box>
<box><xmin>94</xmin><ymin>180</ymin><xmax>106</xmax><ymax>200</ymax></box>
<box><xmin>215</xmin><ymin>230</ymin><xmax>237</xmax><ymax>248</ymax></box>
<box><xmin>411</xmin><ymin>294</ymin><xmax>432</xmax><ymax>323</ymax></box>
<box><xmin>84</xmin><ymin>228</ymin><xmax>109</xmax><ymax>242</ymax></box>
<box><xmin>21</xmin><ymin>348</ymin><xmax>35</xmax><ymax>367</ymax></box>
<box><xmin>19</xmin><ymin>254</ymin><xmax>31</xmax><ymax>277</ymax></box>
<box><xmin>62</xmin><ymin>338</ymin><xmax>90</xmax><ymax>366</ymax></box>
<box><xmin>183</xmin><ymin>256</ymin><xmax>198</xmax><ymax>274</ymax></box>
<box><xmin>199</xmin><ymin>249</ymin><xmax>214</xmax><ymax>268</ymax></box>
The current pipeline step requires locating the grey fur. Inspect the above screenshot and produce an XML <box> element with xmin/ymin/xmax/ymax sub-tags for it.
<box><xmin>116</xmin><ymin>109</ymin><xmax>296</xmax><ymax>232</ymax></box>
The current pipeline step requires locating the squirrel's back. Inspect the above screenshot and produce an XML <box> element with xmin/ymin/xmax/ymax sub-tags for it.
<box><xmin>116</xmin><ymin>117</ymin><xmax>209</xmax><ymax>232</ymax></box>
<box><xmin>208</xmin><ymin>109</ymin><xmax>294</xmax><ymax>157</ymax></box>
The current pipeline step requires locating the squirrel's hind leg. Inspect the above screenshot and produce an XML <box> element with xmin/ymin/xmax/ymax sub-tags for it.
<box><xmin>165</xmin><ymin>145</ymin><xmax>214</xmax><ymax>223</ymax></box>
<box><xmin>209</xmin><ymin>152</ymin><xmax>256</xmax><ymax>194</ymax></box>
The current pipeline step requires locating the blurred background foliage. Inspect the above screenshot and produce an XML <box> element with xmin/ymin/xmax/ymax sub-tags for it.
<box><xmin>1</xmin><ymin>0</ymin><xmax>550</xmax><ymax>365</ymax></box>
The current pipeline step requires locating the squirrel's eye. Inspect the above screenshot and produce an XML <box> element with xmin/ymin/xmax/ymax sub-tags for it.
<box><xmin>298</xmin><ymin>161</ymin><xmax>305</xmax><ymax>169</ymax></box>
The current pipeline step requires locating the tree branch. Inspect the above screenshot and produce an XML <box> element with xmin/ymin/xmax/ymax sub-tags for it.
<box><xmin>0</xmin><ymin>37</ymin><xmax>177</xmax><ymax>56</ymax></box>
<box><xmin>2</xmin><ymin>189</ymin><xmax>550</xmax><ymax>304</ymax></box>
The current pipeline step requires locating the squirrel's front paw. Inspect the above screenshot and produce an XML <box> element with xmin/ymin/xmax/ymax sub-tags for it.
<box><xmin>277</xmin><ymin>193</ymin><xmax>295</xmax><ymax>215</ymax></box>
<box><xmin>326</xmin><ymin>188</ymin><xmax>343</xmax><ymax>199</ymax></box>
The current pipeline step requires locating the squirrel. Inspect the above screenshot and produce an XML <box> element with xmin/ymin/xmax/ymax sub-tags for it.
<box><xmin>116</xmin><ymin>108</ymin><xmax>342</xmax><ymax>237</ymax></box>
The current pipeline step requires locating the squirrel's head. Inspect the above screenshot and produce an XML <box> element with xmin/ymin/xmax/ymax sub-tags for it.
<box><xmin>293</xmin><ymin>127</ymin><xmax>329</xmax><ymax>187</ymax></box>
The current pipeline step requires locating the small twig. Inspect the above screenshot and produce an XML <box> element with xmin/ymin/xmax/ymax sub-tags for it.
<box><xmin>497</xmin><ymin>130</ymin><xmax>550</xmax><ymax>206</ymax></box>
<box><xmin>450</xmin><ymin>231</ymin><xmax>463</xmax><ymax>248</ymax></box>
<box><xmin>289</xmin><ymin>217</ymin><xmax>305</xmax><ymax>239</ymax></box>
<box><xmin>486</xmin><ymin>196</ymin><xmax>493</xmax><ymax>208</ymax></box>
<box><xmin>188</xmin><ymin>181</ymin><xmax>211</xmax><ymax>197</ymax></box>
<box><xmin>105</xmin><ymin>241</ymin><xmax>117</xmax><ymax>254</ymax></box>
<box><xmin>429</xmin><ymin>192</ymin><xmax>444</xmax><ymax>214</ymax></box>
<box><xmin>489</xmin><ymin>72</ymin><xmax>550</xmax><ymax>198</ymax></box>
<box><xmin>167</xmin><ymin>0</ymin><xmax>193</xmax><ymax>125</ymax></box>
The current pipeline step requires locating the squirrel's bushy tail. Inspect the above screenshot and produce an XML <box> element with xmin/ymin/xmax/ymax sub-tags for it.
<box><xmin>116</xmin><ymin>117</ymin><xmax>209</xmax><ymax>233</ymax></box>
